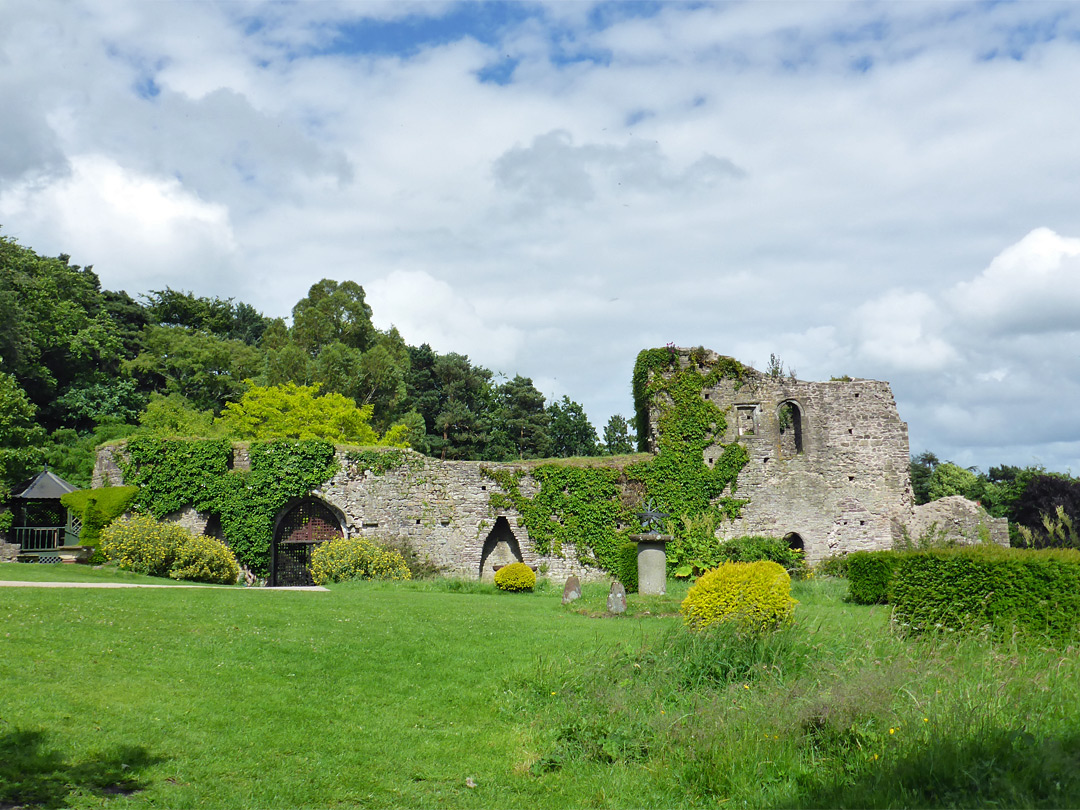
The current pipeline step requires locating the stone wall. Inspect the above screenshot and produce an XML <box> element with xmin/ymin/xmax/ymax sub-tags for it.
<box><xmin>907</xmin><ymin>495</ymin><xmax>1010</xmax><ymax>547</ymax></box>
<box><xmin>93</xmin><ymin>444</ymin><xmax>606</xmax><ymax>581</ymax></box>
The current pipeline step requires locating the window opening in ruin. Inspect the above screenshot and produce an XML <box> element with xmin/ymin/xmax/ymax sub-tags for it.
<box><xmin>272</xmin><ymin>498</ymin><xmax>344</xmax><ymax>587</ymax></box>
<box><xmin>777</xmin><ymin>400</ymin><xmax>804</xmax><ymax>456</ymax></box>
<box><xmin>736</xmin><ymin>405</ymin><xmax>758</xmax><ymax>436</ymax></box>
<box><xmin>783</xmin><ymin>532</ymin><xmax>804</xmax><ymax>553</ymax></box>
<box><xmin>479</xmin><ymin>516</ymin><xmax>524</xmax><ymax>580</ymax></box>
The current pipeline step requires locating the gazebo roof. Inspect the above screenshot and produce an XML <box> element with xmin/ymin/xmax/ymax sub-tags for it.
<box><xmin>10</xmin><ymin>468</ymin><xmax>78</xmax><ymax>500</ymax></box>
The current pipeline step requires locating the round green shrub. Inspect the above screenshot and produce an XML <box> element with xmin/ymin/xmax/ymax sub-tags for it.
<box><xmin>681</xmin><ymin>560</ymin><xmax>796</xmax><ymax>633</ymax></box>
<box><xmin>494</xmin><ymin>562</ymin><xmax>536</xmax><ymax>592</ymax></box>
<box><xmin>170</xmin><ymin>534</ymin><xmax>240</xmax><ymax>584</ymax></box>
<box><xmin>100</xmin><ymin>514</ymin><xmax>188</xmax><ymax>576</ymax></box>
<box><xmin>309</xmin><ymin>537</ymin><xmax>412</xmax><ymax>585</ymax></box>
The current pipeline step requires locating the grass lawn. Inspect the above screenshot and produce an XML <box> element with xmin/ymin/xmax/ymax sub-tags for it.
<box><xmin>2</xmin><ymin>572</ymin><xmax>1078</xmax><ymax>809</ymax></box>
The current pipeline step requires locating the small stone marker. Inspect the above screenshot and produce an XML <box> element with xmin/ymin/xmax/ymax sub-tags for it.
<box><xmin>562</xmin><ymin>575</ymin><xmax>582</xmax><ymax>604</ymax></box>
<box><xmin>607</xmin><ymin>580</ymin><xmax>627</xmax><ymax>614</ymax></box>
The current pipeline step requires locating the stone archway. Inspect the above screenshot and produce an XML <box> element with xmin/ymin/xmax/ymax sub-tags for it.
<box><xmin>272</xmin><ymin>498</ymin><xmax>344</xmax><ymax>586</ymax></box>
<box><xmin>783</xmin><ymin>531</ymin><xmax>805</xmax><ymax>553</ymax></box>
<box><xmin>478</xmin><ymin>517</ymin><xmax>524</xmax><ymax>580</ymax></box>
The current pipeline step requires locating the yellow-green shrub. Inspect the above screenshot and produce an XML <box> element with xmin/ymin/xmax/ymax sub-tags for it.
<box><xmin>100</xmin><ymin>514</ymin><xmax>187</xmax><ymax>576</ymax></box>
<box><xmin>170</xmin><ymin>534</ymin><xmax>240</xmax><ymax>584</ymax></box>
<box><xmin>308</xmin><ymin>537</ymin><xmax>412</xmax><ymax>585</ymax></box>
<box><xmin>494</xmin><ymin>562</ymin><xmax>536</xmax><ymax>592</ymax></box>
<box><xmin>681</xmin><ymin>560</ymin><xmax>796</xmax><ymax>633</ymax></box>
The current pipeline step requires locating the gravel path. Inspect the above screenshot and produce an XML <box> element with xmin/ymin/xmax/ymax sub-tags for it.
<box><xmin>0</xmin><ymin>580</ymin><xmax>328</xmax><ymax>590</ymax></box>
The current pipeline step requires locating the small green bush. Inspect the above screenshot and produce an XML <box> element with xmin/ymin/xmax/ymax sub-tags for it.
<box><xmin>813</xmin><ymin>553</ymin><xmax>849</xmax><ymax>578</ymax></box>
<box><xmin>494</xmin><ymin>562</ymin><xmax>537</xmax><ymax>592</ymax></box>
<box><xmin>846</xmin><ymin>550</ymin><xmax>901</xmax><ymax>604</ymax></box>
<box><xmin>891</xmin><ymin>546</ymin><xmax>1080</xmax><ymax>641</ymax></box>
<box><xmin>716</xmin><ymin>535</ymin><xmax>808</xmax><ymax>578</ymax></box>
<box><xmin>100</xmin><ymin>514</ymin><xmax>188</xmax><ymax>576</ymax></box>
<box><xmin>681</xmin><ymin>561</ymin><xmax>796</xmax><ymax>633</ymax></box>
<box><xmin>170</xmin><ymin>534</ymin><xmax>240</xmax><ymax>584</ymax></box>
<box><xmin>308</xmin><ymin>537</ymin><xmax>412</xmax><ymax>585</ymax></box>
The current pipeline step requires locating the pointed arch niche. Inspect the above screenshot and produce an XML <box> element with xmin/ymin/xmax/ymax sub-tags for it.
<box><xmin>478</xmin><ymin>517</ymin><xmax>524</xmax><ymax>580</ymax></box>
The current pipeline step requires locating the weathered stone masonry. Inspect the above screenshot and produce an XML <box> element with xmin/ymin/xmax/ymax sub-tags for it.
<box><xmin>93</xmin><ymin>348</ymin><xmax>1007</xmax><ymax>578</ymax></box>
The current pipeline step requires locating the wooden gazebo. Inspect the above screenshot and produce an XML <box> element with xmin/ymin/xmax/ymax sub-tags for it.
<box><xmin>9</xmin><ymin>468</ymin><xmax>80</xmax><ymax>561</ymax></box>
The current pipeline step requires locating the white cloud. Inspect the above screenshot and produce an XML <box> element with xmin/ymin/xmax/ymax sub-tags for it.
<box><xmin>0</xmin><ymin>154</ymin><xmax>238</xmax><ymax>293</ymax></box>
<box><xmin>5</xmin><ymin>0</ymin><xmax>1080</xmax><ymax>469</ymax></box>
<box><xmin>367</xmin><ymin>270</ymin><xmax>524</xmax><ymax>369</ymax></box>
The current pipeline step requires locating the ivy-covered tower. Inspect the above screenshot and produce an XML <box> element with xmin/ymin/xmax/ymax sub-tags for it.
<box><xmin>635</xmin><ymin>347</ymin><xmax>915</xmax><ymax>562</ymax></box>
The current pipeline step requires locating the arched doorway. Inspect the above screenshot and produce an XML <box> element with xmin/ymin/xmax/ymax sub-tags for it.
<box><xmin>478</xmin><ymin>517</ymin><xmax>524</xmax><ymax>580</ymax></box>
<box><xmin>272</xmin><ymin>499</ymin><xmax>343</xmax><ymax>586</ymax></box>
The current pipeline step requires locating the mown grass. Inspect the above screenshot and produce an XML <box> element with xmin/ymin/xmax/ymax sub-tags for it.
<box><xmin>1</xmin><ymin>573</ymin><xmax>1078</xmax><ymax>808</ymax></box>
<box><xmin>0</xmin><ymin>562</ymin><xmax>236</xmax><ymax>586</ymax></box>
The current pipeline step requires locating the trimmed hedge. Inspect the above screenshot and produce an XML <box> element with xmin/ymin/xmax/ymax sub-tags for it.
<box><xmin>60</xmin><ymin>486</ymin><xmax>139</xmax><ymax>547</ymax></box>
<box><xmin>846</xmin><ymin>550</ymin><xmax>902</xmax><ymax>604</ymax></box>
<box><xmin>890</xmin><ymin>546</ymin><xmax>1080</xmax><ymax>642</ymax></box>
<box><xmin>681</xmin><ymin>561</ymin><xmax>796</xmax><ymax>633</ymax></box>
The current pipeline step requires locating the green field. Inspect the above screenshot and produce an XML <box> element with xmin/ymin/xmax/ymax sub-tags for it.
<box><xmin>2</xmin><ymin>567</ymin><xmax>1078</xmax><ymax>808</ymax></box>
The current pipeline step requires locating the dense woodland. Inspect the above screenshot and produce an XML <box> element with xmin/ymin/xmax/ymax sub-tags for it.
<box><xmin>0</xmin><ymin>232</ymin><xmax>636</xmax><ymax>495</ymax></box>
<box><xmin>1</xmin><ymin>230</ymin><xmax>1076</xmax><ymax>547</ymax></box>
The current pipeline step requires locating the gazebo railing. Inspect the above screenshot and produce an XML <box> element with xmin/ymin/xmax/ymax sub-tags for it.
<box><xmin>13</xmin><ymin>526</ymin><xmax>64</xmax><ymax>552</ymax></box>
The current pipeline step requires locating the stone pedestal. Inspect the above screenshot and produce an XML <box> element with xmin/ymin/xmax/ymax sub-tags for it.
<box><xmin>630</xmin><ymin>534</ymin><xmax>672</xmax><ymax>595</ymax></box>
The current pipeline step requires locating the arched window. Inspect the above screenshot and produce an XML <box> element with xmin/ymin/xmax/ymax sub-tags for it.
<box><xmin>778</xmin><ymin>400</ymin><xmax>804</xmax><ymax>456</ymax></box>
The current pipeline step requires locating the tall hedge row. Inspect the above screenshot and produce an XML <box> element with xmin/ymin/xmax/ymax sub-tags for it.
<box><xmin>846</xmin><ymin>550</ymin><xmax>902</xmax><ymax>605</ymax></box>
<box><xmin>890</xmin><ymin>546</ymin><xmax>1080</xmax><ymax>642</ymax></box>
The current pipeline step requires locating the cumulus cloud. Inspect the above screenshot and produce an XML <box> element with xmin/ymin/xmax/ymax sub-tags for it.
<box><xmin>0</xmin><ymin>154</ymin><xmax>238</xmax><ymax>293</ymax></box>
<box><xmin>5</xmin><ymin>0</ymin><xmax>1080</xmax><ymax>470</ymax></box>
<box><xmin>366</xmin><ymin>270</ymin><xmax>524</xmax><ymax>369</ymax></box>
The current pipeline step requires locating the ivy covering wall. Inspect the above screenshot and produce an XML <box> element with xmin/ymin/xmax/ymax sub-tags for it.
<box><xmin>121</xmin><ymin>437</ymin><xmax>339</xmax><ymax>574</ymax></box>
<box><xmin>483</xmin><ymin>347</ymin><xmax>751</xmax><ymax>576</ymax></box>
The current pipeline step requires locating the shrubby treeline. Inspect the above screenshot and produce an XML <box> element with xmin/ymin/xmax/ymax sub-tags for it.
<box><xmin>0</xmin><ymin>230</ymin><xmax>637</xmax><ymax>492</ymax></box>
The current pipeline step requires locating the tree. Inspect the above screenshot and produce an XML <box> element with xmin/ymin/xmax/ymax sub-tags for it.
<box><xmin>547</xmin><ymin>396</ymin><xmax>600</xmax><ymax>458</ymax></box>
<box><xmin>909</xmin><ymin>451</ymin><xmax>939</xmax><ymax>505</ymax></box>
<box><xmin>0</xmin><ymin>372</ymin><xmax>46</xmax><ymax>496</ymax></box>
<box><xmin>926</xmin><ymin>461</ymin><xmax>982</xmax><ymax>502</ymax></box>
<box><xmin>291</xmin><ymin>279</ymin><xmax>376</xmax><ymax>357</ymax></box>
<box><xmin>603</xmin><ymin>414</ymin><xmax>637</xmax><ymax>455</ymax></box>
<box><xmin>491</xmin><ymin>376</ymin><xmax>550</xmax><ymax>460</ymax></box>
<box><xmin>124</xmin><ymin>326</ymin><xmax>263</xmax><ymax>412</ymax></box>
<box><xmin>144</xmin><ymin>288</ymin><xmax>269</xmax><ymax>345</ymax></box>
<box><xmin>215</xmin><ymin>382</ymin><xmax>407</xmax><ymax>446</ymax></box>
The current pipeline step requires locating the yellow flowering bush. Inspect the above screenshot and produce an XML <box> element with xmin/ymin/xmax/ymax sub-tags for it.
<box><xmin>681</xmin><ymin>560</ymin><xmax>796</xmax><ymax>633</ymax></box>
<box><xmin>100</xmin><ymin>514</ymin><xmax>240</xmax><ymax>584</ymax></box>
<box><xmin>170</xmin><ymin>534</ymin><xmax>240</xmax><ymax>584</ymax></box>
<box><xmin>100</xmin><ymin>514</ymin><xmax>186</xmax><ymax>577</ymax></box>
<box><xmin>309</xmin><ymin>537</ymin><xmax>412</xmax><ymax>585</ymax></box>
<box><xmin>494</xmin><ymin>562</ymin><xmax>536</xmax><ymax>592</ymax></box>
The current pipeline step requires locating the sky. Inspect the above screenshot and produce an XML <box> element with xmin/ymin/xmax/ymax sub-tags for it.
<box><xmin>3</xmin><ymin>0</ymin><xmax>1080</xmax><ymax>474</ymax></box>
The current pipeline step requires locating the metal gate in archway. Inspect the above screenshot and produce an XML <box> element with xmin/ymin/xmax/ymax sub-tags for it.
<box><xmin>272</xmin><ymin>500</ymin><xmax>343</xmax><ymax>586</ymax></box>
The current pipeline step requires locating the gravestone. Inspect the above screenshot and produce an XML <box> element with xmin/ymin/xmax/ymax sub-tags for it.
<box><xmin>562</xmin><ymin>575</ymin><xmax>582</xmax><ymax>604</ymax></box>
<box><xmin>607</xmin><ymin>580</ymin><xmax>627</xmax><ymax>614</ymax></box>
